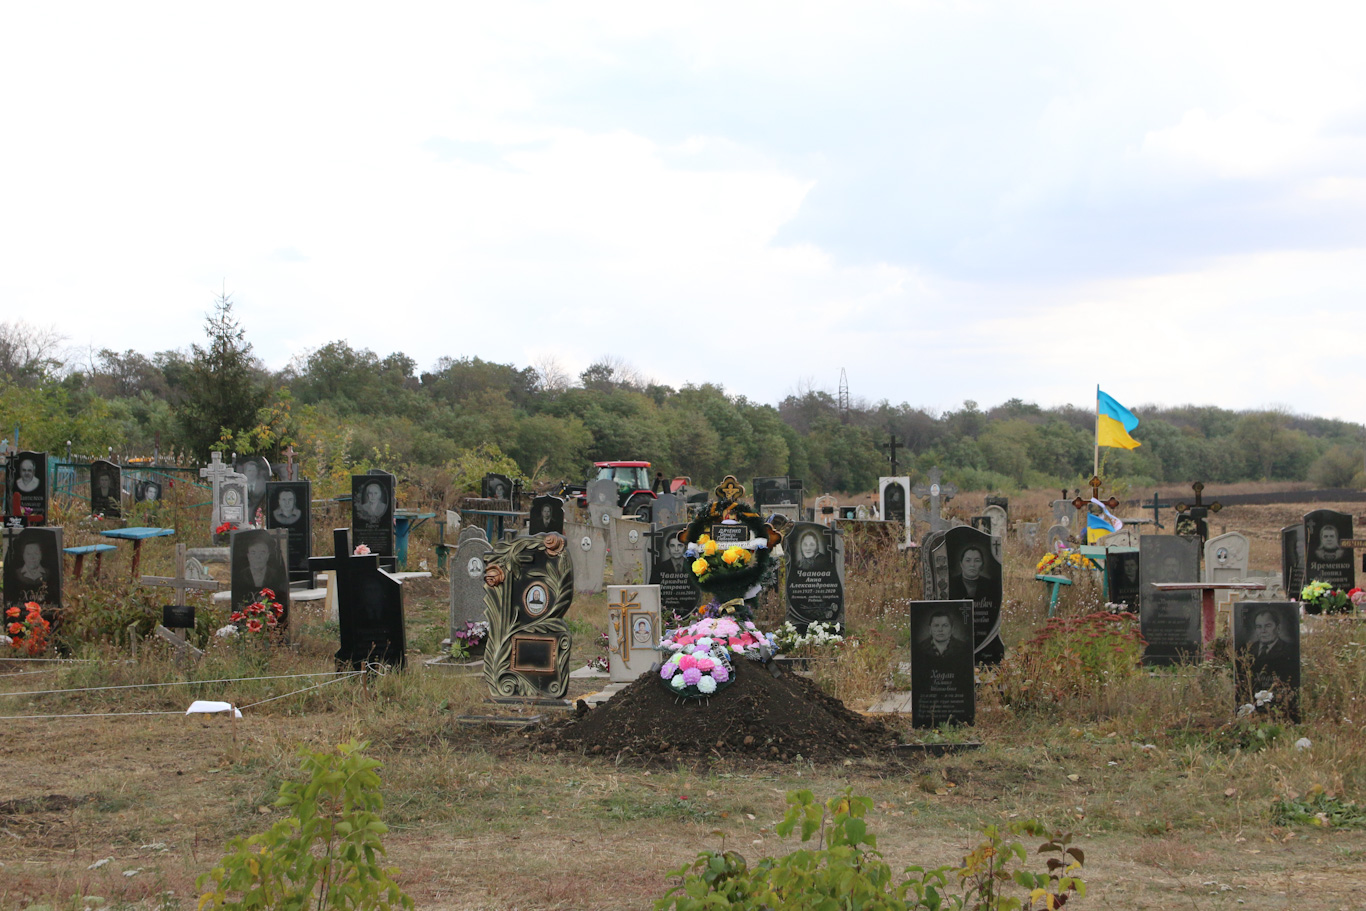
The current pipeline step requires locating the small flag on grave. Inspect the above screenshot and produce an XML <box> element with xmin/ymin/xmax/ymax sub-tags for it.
<box><xmin>1086</xmin><ymin>497</ymin><xmax>1124</xmax><ymax>544</ymax></box>
<box><xmin>1096</xmin><ymin>387</ymin><xmax>1141</xmax><ymax>450</ymax></box>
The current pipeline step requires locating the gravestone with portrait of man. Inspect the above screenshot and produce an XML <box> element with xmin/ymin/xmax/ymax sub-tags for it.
<box><xmin>135</xmin><ymin>478</ymin><xmax>163</xmax><ymax>504</ymax></box>
<box><xmin>234</xmin><ymin>455</ymin><xmax>271</xmax><ymax>525</ymax></box>
<box><xmin>528</xmin><ymin>494</ymin><xmax>566</xmax><ymax>536</ymax></box>
<box><xmin>784</xmin><ymin>521</ymin><xmax>845</xmax><ymax>634</ymax></box>
<box><xmin>7</xmin><ymin>450</ymin><xmax>49</xmax><ymax>525</ymax></box>
<box><xmin>609</xmin><ymin>516</ymin><xmax>648</xmax><ymax>584</ymax></box>
<box><xmin>1203</xmin><ymin>532</ymin><xmax>1249</xmax><ymax>584</ymax></box>
<box><xmin>3</xmin><ymin>526</ymin><xmax>62</xmax><ymax>608</ymax></box>
<box><xmin>450</xmin><ymin>533</ymin><xmax>494</xmax><ymax>642</ymax></box>
<box><xmin>1232</xmin><ymin>601</ymin><xmax>1300</xmax><ymax>722</ymax></box>
<box><xmin>229</xmin><ymin>528</ymin><xmax>291</xmax><ymax>627</ymax></box>
<box><xmin>1139</xmin><ymin>534</ymin><xmax>1201</xmax><ymax>665</ymax></box>
<box><xmin>309</xmin><ymin>528</ymin><xmax>406</xmax><ymax>670</ymax></box>
<box><xmin>351</xmin><ymin>473</ymin><xmax>395</xmax><ymax>557</ymax></box>
<box><xmin>266</xmin><ymin>479</ymin><xmax>312</xmax><ymax>580</ymax></box>
<box><xmin>564</xmin><ymin>520</ymin><xmax>606</xmax><ymax>593</ymax></box>
<box><xmin>89</xmin><ymin>458</ymin><xmax>122</xmax><ymax>519</ymax></box>
<box><xmin>647</xmin><ymin>523</ymin><xmax>700</xmax><ymax>622</ymax></box>
<box><xmin>1105</xmin><ymin>550</ymin><xmax>1141</xmax><ymax>610</ymax></box>
<box><xmin>606</xmin><ymin>584</ymin><xmax>662</xmax><ymax>683</ymax></box>
<box><xmin>929</xmin><ymin>526</ymin><xmax>1005</xmax><ymax>665</ymax></box>
<box><xmin>909</xmin><ymin>600</ymin><xmax>975</xmax><ymax>728</ymax></box>
<box><xmin>1304</xmin><ymin>509</ymin><xmax>1354</xmax><ymax>591</ymax></box>
<box><xmin>482</xmin><ymin>533</ymin><xmax>574</xmax><ymax>700</ymax></box>
<box><xmin>1281</xmin><ymin>524</ymin><xmax>1306</xmax><ymax>598</ymax></box>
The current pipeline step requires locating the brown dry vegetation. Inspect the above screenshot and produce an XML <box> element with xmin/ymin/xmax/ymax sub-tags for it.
<box><xmin>3</xmin><ymin>490</ymin><xmax>1366</xmax><ymax>909</ymax></box>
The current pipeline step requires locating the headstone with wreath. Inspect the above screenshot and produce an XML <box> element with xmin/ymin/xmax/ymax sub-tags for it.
<box><xmin>676</xmin><ymin>476</ymin><xmax>782</xmax><ymax>619</ymax></box>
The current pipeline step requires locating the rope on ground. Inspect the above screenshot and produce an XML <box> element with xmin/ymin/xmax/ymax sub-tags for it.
<box><xmin>0</xmin><ymin>670</ymin><xmax>354</xmax><ymax>699</ymax></box>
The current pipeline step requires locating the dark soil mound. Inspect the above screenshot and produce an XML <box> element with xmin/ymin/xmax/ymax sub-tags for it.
<box><xmin>535</xmin><ymin>659</ymin><xmax>899</xmax><ymax>763</ymax></box>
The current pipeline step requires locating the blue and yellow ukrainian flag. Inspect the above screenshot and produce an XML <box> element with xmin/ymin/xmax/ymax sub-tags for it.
<box><xmin>1097</xmin><ymin>387</ymin><xmax>1141</xmax><ymax>450</ymax></box>
<box><xmin>1087</xmin><ymin>511</ymin><xmax>1116</xmax><ymax>544</ymax></box>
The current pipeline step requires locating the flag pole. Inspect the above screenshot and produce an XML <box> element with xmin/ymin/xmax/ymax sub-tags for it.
<box><xmin>1093</xmin><ymin>385</ymin><xmax>1100</xmax><ymax>479</ymax></box>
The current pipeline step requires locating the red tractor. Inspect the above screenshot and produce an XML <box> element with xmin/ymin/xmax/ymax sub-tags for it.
<box><xmin>563</xmin><ymin>461</ymin><xmax>658</xmax><ymax>518</ymax></box>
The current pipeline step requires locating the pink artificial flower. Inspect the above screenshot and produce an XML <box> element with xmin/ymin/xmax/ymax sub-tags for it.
<box><xmin>677</xmin><ymin>654</ymin><xmax>697</xmax><ymax>671</ymax></box>
<box><xmin>695</xmin><ymin>657</ymin><xmax>715</xmax><ymax>672</ymax></box>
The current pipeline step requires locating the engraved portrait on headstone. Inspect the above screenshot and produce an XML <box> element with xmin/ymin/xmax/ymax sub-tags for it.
<box><xmin>1139</xmin><ymin>535</ymin><xmax>1201</xmax><ymax>665</ymax></box>
<box><xmin>910</xmin><ymin>600</ymin><xmax>975</xmax><ymax>727</ymax></box>
<box><xmin>938</xmin><ymin>526</ymin><xmax>1005</xmax><ymax>665</ymax></box>
<box><xmin>351</xmin><ymin>473</ymin><xmax>395</xmax><ymax>557</ymax></box>
<box><xmin>266</xmin><ymin>479</ymin><xmax>312</xmax><ymax>575</ymax></box>
<box><xmin>8</xmin><ymin>451</ymin><xmax>48</xmax><ymax>523</ymax></box>
<box><xmin>648</xmin><ymin>523</ymin><xmax>699</xmax><ymax>622</ymax></box>
<box><xmin>1304</xmin><ymin>509</ymin><xmax>1354</xmax><ymax>591</ymax></box>
<box><xmin>879</xmin><ymin>477</ymin><xmax>909</xmax><ymax>526</ymax></box>
<box><xmin>784</xmin><ymin>522</ymin><xmax>845</xmax><ymax>633</ymax></box>
<box><xmin>229</xmin><ymin>528</ymin><xmax>291</xmax><ymax>626</ymax></box>
<box><xmin>1105</xmin><ymin>550</ymin><xmax>1141</xmax><ymax>610</ymax></box>
<box><xmin>3</xmin><ymin>527</ymin><xmax>62</xmax><ymax>607</ymax></box>
<box><xmin>1233</xmin><ymin>601</ymin><xmax>1300</xmax><ymax>722</ymax></box>
<box><xmin>528</xmin><ymin>495</ymin><xmax>565</xmax><ymax>535</ymax></box>
<box><xmin>235</xmin><ymin>455</ymin><xmax>271</xmax><ymax>523</ymax></box>
<box><xmin>90</xmin><ymin>458</ymin><xmax>122</xmax><ymax>518</ymax></box>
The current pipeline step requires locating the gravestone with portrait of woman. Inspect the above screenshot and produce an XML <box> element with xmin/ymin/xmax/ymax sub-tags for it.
<box><xmin>89</xmin><ymin>458</ymin><xmax>122</xmax><ymax>519</ymax></box>
<box><xmin>482</xmin><ymin>473</ymin><xmax>513</xmax><ymax>503</ymax></box>
<box><xmin>351</xmin><ymin>473</ymin><xmax>395</xmax><ymax>557</ymax></box>
<box><xmin>266</xmin><ymin>479</ymin><xmax>312</xmax><ymax>579</ymax></box>
<box><xmin>647</xmin><ymin>523</ymin><xmax>699</xmax><ymax>623</ymax></box>
<box><xmin>528</xmin><ymin>495</ymin><xmax>565</xmax><ymax>535</ymax></box>
<box><xmin>784</xmin><ymin>521</ymin><xmax>845</xmax><ymax>633</ymax></box>
<box><xmin>229</xmin><ymin>528</ymin><xmax>291</xmax><ymax>627</ymax></box>
<box><xmin>1232</xmin><ymin>601</ymin><xmax>1300</xmax><ymax>722</ymax></box>
<box><xmin>7</xmin><ymin>451</ymin><xmax>49</xmax><ymax>525</ymax></box>
<box><xmin>450</xmin><ymin>533</ymin><xmax>494</xmax><ymax>642</ymax></box>
<box><xmin>929</xmin><ymin>526</ymin><xmax>1005</xmax><ymax>665</ymax></box>
<box><xmin>234</xmin><ymin>455</ymin><xmax>271</xmax><ymax>525</ymax></box>
<box><xmin>1304</xmin><ymin>509</ymin><xmax>1354</xmax><ymax>591</ymax></box>
<box><xmin>1139</xmin><ymin>534</ymin><xmax>1201</xmax><ymax>665</ymax></box>
<box><xmin>909</xmin><ymin>600</ymin><xmax>975</xmax><ymax>727</ymax></box>
<box><xmin>3</xmin><ymin>526</ymin><xmax>62</xmax><ymax>608</ymax></box>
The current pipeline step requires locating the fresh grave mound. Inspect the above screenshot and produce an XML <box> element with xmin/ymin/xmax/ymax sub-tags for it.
<box><xmin>535</xmin><ymin>659</ymin><xmax>899</xmax><ymax>763</ymax></box>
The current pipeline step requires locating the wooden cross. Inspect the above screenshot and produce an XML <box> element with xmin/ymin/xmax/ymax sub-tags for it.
<box><xmin>880</xmin><ymin>434</ymin><xmax>903</xmax><ymax>476</ymax></box>
<box><xmin>284</xmin><ymin>444</ymin><xmax>297</xmax><ymax>481</ymax></box>
<box><xmin>1072</xmin><ymin>476</ymin><xmax>1119</xmax><ymax>543</ymax></box>
<box><xmin>140</xmin><ymin>543</ymin><xmax>218</xmax><ymax>661</ymax></box>
<box><xmin>911</xmin><ymin>467</ymin><xmax>957</xmax><ymax>533</ymax></box>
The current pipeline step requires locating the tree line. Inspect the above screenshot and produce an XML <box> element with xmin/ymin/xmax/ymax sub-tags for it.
<box><xmin>2</xmin><ymin>298</ymin><xmax>1363</xmax><ymax>501</ymax></box>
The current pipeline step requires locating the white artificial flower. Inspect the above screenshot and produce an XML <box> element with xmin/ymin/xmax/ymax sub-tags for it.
<box><xmin>1295</xmin><ymin>738</ymin><xmax>1312</xmax><ymax>751</ymax></box>
<box><xmin>215</xmin><ymin>625</ymin><xmax>239</xmax><ymax>638</ymax></box>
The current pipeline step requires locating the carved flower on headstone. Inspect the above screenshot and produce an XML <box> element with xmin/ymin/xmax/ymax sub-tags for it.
<box><xmin>544</xmin><ymin>532</ymin><xmax>565</xmax><ymax>557</ymax></box>
<box><xmin>483</xmin><ymin>564</ymin><xmax>505</xmax><ymax>587</ymax></box>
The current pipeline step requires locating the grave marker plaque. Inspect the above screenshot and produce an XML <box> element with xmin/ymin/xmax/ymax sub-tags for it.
<box><xmin>784</xmin><ymin>522</ymin><xmax>845</xmax><ymax>633</ymax></box>
<box><xmin>266</xmin><ymin>479</ymin><xmax>312</xmax><ymax>577</ymax></box>
<box><xmin>351</xmin><ymin>473</ymin><xmax>395</xmax><ymax>557</ymax></box>
<box><xmin>931</xmin><ymin>526</ymin><xmax>1005</xmax><ymax>665</ymax></box>
<box><xmin>528</xmin><ymin>495</ymin><xmax>566</xmax><ymax>535</ymax></box>
<box><xmin>1304</xmin><ymin>509</ymin><xmax>1354</xmax><ymax>590</ymax></box>
<box><xmin>606</xmin><ymin>584</ymin><xmax>662</xmax><ymax>682</ymax></box>
<box><xmin>1105</xmin><ymin>550</ymin><xmax>1141</xmax><ymax>610</ymax></box>
<box><xmin>7</xmin><ymin>451</ymin><xmax>48</xmax><ymax>524</ymax></box>
<box><xmin>90</xmin><ymin>459</ymin><xmax>122</xmax><ymax>519</ymax></box>
<box><xmin>648</xmin><ymin>523</ymin><xmax>700</xmax><ymax>622</ymax></box>
<box><xmin>1232</xmin><ymin>601</ymin><xmax>1300</xmax><ymax>722</ymax></box>
<box><xmin>1281</xmin><ymin>524</ymin><xmax>1306</xmax><ymax>598</ymax></box>
<box><xmin>3</xmin><ymin>526</ymin><xmax>62</xmax><ymax>608</ymax></box>
<box><xmin>483</xmin><ymin>533</ymin><xmax>574</xmax><ymax>699</ymax></box>
<box><xmin>910</xmin><ymin>600</ymin><xmax>975</xmax><ymax>727</ymax></box>
<box><xmin>1139</xmin><ymin>535</ymin><xmax>1201</xmax><ymax>665</ymax></box>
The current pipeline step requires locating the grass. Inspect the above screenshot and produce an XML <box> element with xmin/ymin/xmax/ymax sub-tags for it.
<box><xmin>4</xmin><ymin>490</ymin><xmax>1366</xmax><ymax>908</ymax></box>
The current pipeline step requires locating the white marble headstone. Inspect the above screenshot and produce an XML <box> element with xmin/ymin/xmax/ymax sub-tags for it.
<box><xmin>565</xmin><ymin>521</ymin><xmax>606</xmax><ymax>593</ymax></box>
<box><xmin>610</xmin><ymin>516</ymin><xmax>648</xmax><ymax>585</ymax></box>
<box><xmin>606</xmin><ymin>584</ymin><xmax>662</xmax><ymax>683</ymax></box>
<box><xmin>1204</xmin><ymin>532</ymin><xmax>1250</xmax><ymax>583</ymax></box>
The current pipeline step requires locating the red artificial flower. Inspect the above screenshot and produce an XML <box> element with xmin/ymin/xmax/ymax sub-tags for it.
<box><xmin>5</xmin><ymin>607</ymin><xmax>18</xmax><ymax>619</ymax></box>
<box><xmin>272</xmin><ymin>604</ymin><xmax>284</xmax><ymax>617</ymax></box>
<box><xmin>259</xmin><ymin>588</ymin><xmax>275</xmax><ymax>600</ymax></box>
<box><xmin>7</xmin><ymin>623</ymin><xmax>22</xmax><ymax>636</ymax></box>
<box><xmin>245</xmin><ymin>618</ymin><xmax>263</xmax><ymax>633</ymax></box>
<box><xmin>229</xmin><ymin>611</ymin><xmax>245</xmax><ymax>622</ymax></box>
<box><xmin>266</xmin><ymin>615</ymin><xmax>278</xmax><ymax>627</ymax></box>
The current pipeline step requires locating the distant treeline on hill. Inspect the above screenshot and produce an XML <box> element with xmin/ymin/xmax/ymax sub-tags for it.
<box><xmin>2</xmin><ymin>310</ymin><xmax>1364</xmax><ymax>498</ymax></box>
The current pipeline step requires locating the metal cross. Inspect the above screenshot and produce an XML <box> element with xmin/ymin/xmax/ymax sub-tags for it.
<box><xmin>1072</xmin><ymin>476</ymin><xmax>1120</xmax><ymax>543</ymax></box>
<box><xmin>911</xmin><ymin>467</ymin><xmax>958</xmax><ymax>533</ymax></box>
<box><xmin>714</xmin><ymin>475</ymin><xmax>746</xmax><ymax>502</ymax></box>
<box><xmin>880</xmin><ymin>434</ymin><xmax>903</xmax><ymax>476</ymax></box>
<box><xmin>1146</xmin><ymin>492</ymin><xmax>1171</xmax><ymax>529</ymax></box>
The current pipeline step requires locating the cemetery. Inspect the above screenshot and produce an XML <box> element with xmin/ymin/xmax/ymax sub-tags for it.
<box><xmin>3</xmin><ymin>424</ymin><xmax>1366</xmax><ymax>910</ymax></box>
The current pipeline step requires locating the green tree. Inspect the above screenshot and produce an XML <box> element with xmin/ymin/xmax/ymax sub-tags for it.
<box><xmin>177</xmin><ymin>291</ymin><xmax>269</xmax><ymax>457</ymax></box>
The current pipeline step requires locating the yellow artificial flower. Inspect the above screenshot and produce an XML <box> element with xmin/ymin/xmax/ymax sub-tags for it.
<box><xmin>722</xmin><ymin>547</ymin><xmax>740</xmax><ymax>565</ymax></box>
<box><xmin>703</xmin><ymin>540</ymin><xmax>717</xmax><ymax>556</ymax></box>
<box><xmin>698</xmin><ymin>534</ymin><xmax>711</xmax><ymax>545</ymax></box>
<box><xmin>735</xmin><ymin>548</ymin><xmax>750</xmax><ymax>564</ymax></box>
<box><xmin>692</xmin><ymin>558</ymin><xmax>710</xmax><ymax>576</ymax></box>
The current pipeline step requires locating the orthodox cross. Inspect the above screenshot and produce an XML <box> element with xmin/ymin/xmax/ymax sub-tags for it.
<box><xmin>1072</xmin><ymin>476</ymin><xmax>1120</xmax><ymax>542</ymax></box>
<box><xmin>714</xmin><ymin>475</ymin><xmax>746</xmax><ymax>502</ymax></box>
<box><xmin>200</xmin><ymin>451</ymin><xmax>234</xmax><ymax>487</ymax></box>
<box><xmin>1147</xmin><ymin>492</ymin><xmax>1172</xmax><ymax>529</ymax></box>
<box><xmin>880</xmin><ymin>434</ymin><xmax>903</xmax><ymax>476</ymax></box>
<box><xmin>607</xmin><ymin>588</ymin><xmax>652</xmax><ymax>666</ymax></box>
<box><xmin>1174</xmin><ymin>482</ymin><xmax>1221</xmax><ymax>542</ymax></box>
<box><xmin>140</xmin><ymin>543</ymin><xmax>218</xmax><ymax>660</ymax></box>
<box><xmin>283</xmin><ymin>444</ymin><xmax>297</xmax><ymax>481</ymax></box>
<box><xmin>911</xmin><ymin>467</ymin><xmax>957</xmax><ymax>533</ymax></box>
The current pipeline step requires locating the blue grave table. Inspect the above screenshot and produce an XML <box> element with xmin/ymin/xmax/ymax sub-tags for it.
<box><xmin>393</xmin><ymin>510</ymin><xmax>436</xmax><ymax>570</ymax></box>
<box><xmin>100</xmin><ymin>526</ymin><xmax>176</xmax><ymax>578</ymax></box>
<box><xmin>460</xmin><ymin>508</ymin><xmax>524</xmax><ymax>544</ymax></box>
<box><xmin>64</xmin><ymin>543</ymin><xmax>118</xmax><ymax>580</ymax></box>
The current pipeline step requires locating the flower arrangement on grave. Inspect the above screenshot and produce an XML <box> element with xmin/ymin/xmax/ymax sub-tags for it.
<box><xmin>215</xmin><ymin>521</ymin><xmax>239</xmax><ymax>535</ymax></box>
<box><xmin>678</xmin><ymin>476</ymin><xmax>781</xmax><ymax>606</ymax></box>
<box><xmin>586</xmin><ymin>631</ymin><xmax>610</xmax><ymax>673</ymax></box>
<box><xmin>3</xmin><ymin>602</ymin><xmax>51</xmax><ymax>656</ymax></box>
<box><xmin>658</xmin><ymin>625</ymin><xmax>738</xmax><ymax>699</ymax></box>
<box><xmin>224</xmin><ymin>587</ymin><xmax>285</xmax><ymax>637</ymax></box>
<box><xmin>664</xmin><ymin>615</ymin><xmax>775</xmax><ymax>661</ymax></box>
<box><xmin>773</xmin><ymin>620</ymin><xmax>846</xmax><ymax>656</ymax></box>
<box><xmin>1035</xmin><ymin>551</ymin><xmax>1091</xmax><ymax>575</ymax></box>
<box><xmin>449</xmin><ymin>619</ymin><xmax>490</xmax><ymax>659</ymax></box>
<box><xmin>1300</xmin><ymin>581</ymin><xmax>1362</xmax><ymax>615</ymax></box>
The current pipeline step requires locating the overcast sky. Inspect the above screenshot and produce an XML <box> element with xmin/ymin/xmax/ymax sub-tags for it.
<box><xmin>3</xmin><ymin>2</ymin><xmax>1364</xmax><ymax>422</ymax></box>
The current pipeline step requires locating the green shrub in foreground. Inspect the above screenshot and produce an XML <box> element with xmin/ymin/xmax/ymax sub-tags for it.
<box><xmin>656</xmin><ymin>788</ymin><xmax>1085</xmax><ymax>911</ymax></box>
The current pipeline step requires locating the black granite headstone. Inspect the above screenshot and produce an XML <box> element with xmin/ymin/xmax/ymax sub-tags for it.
<box><xmin>351</xmin><ymin>473</ymin><xmax>395</xmax><ymax>557</ymax></box>
<box><xmin>784</xmin><ymin>522</ymin><xmax>845</xmax><ymax>632</ymax></box>
<box><xmin>229</xmin><ymin>528</ymin><xmax>291</xmax><ymax>626</ymax></box>
<box><xmin>482</xmin><ymin>473</ymin><xmax>513</xmax><ymax>501</ymax></box>
<box><xmin>90</xmin><ymin>459</ymin><xmax>122</xmax><ymax>519</ymax></box>
<box><xmin>910</xmin><ymin>600</ymin><xmax>975</xmax><ymax>727</ymax></box>
<box><xmin>483</xmin><ymin>533</ymin><xmax>573</xmax><ymax>698</ymax></box>
<box><xmin>528</xmin><ymin>495</ymin><xmax>565</xmax><ymax>535</ymax></box>
<box><xmin>7</xmin><ymin>451</ymin><xmax>48</xmax><ymax>524</ymax></box>
<box><xmin>1105</xmin><ymin>550</ymin><xmax>1141</xmax><ymax>611</ymax></box>
<box><xmin>136</xmin><ymin>479</ymin><xmax>163</xmax><ymax>504</ymax></box>
<box><xmin>1304</xmin><ymin>509</ymin><xmax>1354</xmax><ymax>591</ymax></box>
<box><xmin>234</xmin><ymin>455</ymin><xmax>271</xmax><ymax>525</ymax></box>
<box><xmin>1233</xmin><ymin>601</ymin><xmax>1300</xmax><ymax>722</ymax></box>
<box><xmin>648</xmin><ymin>523</ymin><xmax>700</xmax><ymax>623</ymax></box>
<box><xmin>267</xmin><ymin>479</ymin><xmax>312</xmax><ymax>579</ymax></box>
<box><xmin>882</xmin><ymin>479</ymin><xmax>908</xmax><ymax>526</ymax></box>
<box><xmin>309</xmin><ymin>528</ymin><xmax>406</xmax><ymax>670</ymax></box>
<box><xmin>970</xmin><ymin>515</ymin><xmax>991</xmax><ymax>534</ymax></box>
<box><xmin>1281</xmin><ymin>524</ymin><xmax>1306</xmax><ymax>598</ymax></box>
<box><xmin>1139</xmin><ymin>535</ymin><xmax>1201</xmax><ymax>665</ymax></box>
<box><xmin>3</xmin><ymin>526</ymin><xmax>62</xmax><ymax>607</ymax></box>
<box><xmin>933</xmin><ymin>526</ymin><xmax>1004</xmax><ymax>665</ymax></box>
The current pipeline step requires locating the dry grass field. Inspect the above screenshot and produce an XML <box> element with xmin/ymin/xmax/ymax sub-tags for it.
<box><xmin>3</xmin><ymin>487</ymin><xmax>1366</xmax><ymax>910</ymax></box>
